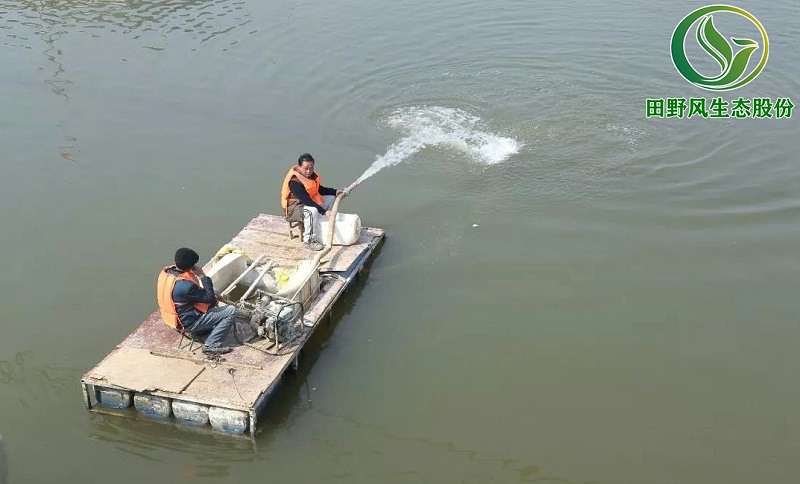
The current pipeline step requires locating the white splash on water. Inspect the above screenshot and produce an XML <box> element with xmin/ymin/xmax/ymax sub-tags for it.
<box><xmin>354</xmin><ymin>106</ymin><xmax>523</xmax><ymax>185</ymax></box>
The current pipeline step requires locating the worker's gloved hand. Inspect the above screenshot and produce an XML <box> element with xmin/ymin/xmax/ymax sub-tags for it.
<box><xmin>336</xmin><ymin>188</ymin><xmax>346</xmax><ymax>197</ymax></box>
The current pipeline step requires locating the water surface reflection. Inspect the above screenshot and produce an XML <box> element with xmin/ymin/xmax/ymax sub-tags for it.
<box><xmin>1</xmin><ymin>0</ymin><xmax>253</xmax><ymax>98</ymax></box>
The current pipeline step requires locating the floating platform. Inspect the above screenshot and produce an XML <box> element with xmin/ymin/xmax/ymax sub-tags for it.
<box><xmin>81</xmin><ymin>213</ymin><xmax>384</xmax><ymax>436</ymax></box>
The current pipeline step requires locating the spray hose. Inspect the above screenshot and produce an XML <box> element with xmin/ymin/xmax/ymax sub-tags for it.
<box><xmin>310</xmin><ymin>194</ymin><xmax>343</xmax><ymax>266</ymax></box>
<box><xmin>310</xmin><ymin>180</ymin><xmax>359</xmax><ymax>267</ymax></box>
<box><xmin>342</xmin><ymin>181</ymin><xmax>359</xmax><ymax>197</ymax></box>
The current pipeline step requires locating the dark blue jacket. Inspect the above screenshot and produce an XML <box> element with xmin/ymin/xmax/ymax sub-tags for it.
<box><xmin>167</xmin><ymin>267</ymin><xmax>217</xmax><ymax>328</ymax></box>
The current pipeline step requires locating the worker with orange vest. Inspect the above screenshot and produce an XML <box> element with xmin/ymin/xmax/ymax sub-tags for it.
<box><xmin>280</xmin><ymin>153</ymin><xmax>344</xmax><ymax>251</ymax></box>
<box><xmin>156</xmin><ymin>247</ymin><xmax>235</xmax><ymax>355</ymax></box>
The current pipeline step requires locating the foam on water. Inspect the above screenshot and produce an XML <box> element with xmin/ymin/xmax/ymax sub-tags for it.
<box><xmin>354</xmin><ymin>106</ymin><xmax>522</xmax><ymax>185</ymax></box>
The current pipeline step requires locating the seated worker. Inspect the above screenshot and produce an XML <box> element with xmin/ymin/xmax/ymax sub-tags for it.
<box><xmin>156</xmin><ymin>247</ymin><xmax>235</xmax><ymax>355</ymax></box>
<box><xmin>280</xmin><ymin>153</ymin><xmax>344</xmax><ymax>251</ymax></box>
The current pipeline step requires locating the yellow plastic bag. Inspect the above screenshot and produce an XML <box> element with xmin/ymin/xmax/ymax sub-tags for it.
<box><xmin>213</xmin><ymin>244</ymin><xmax>248</xmax><ymax>262</ymax></box>
<box><xmin>272</xmin><ymin>267</ymin><xmax>297</xmax><ymax>288</ymax></box>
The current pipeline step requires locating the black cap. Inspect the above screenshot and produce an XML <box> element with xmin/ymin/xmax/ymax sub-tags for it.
<box><xmin>174</xmin><ymin>247</ymin><xmax>199</xmax><ymax>271</ymax></box>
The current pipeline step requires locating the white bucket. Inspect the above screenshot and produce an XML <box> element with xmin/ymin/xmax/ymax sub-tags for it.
<box><xmin>316</xmin><ymin>213</ymin><xmax>361</xmax><ymax>246</ymax></box>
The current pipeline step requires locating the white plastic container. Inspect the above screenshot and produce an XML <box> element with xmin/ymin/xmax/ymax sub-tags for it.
<box><xmin>316</xmin><ymin>213</ymin><xmax>362</xmax><ymax>246</ymax></box>
<box><xmin>205</xmin><ymin>253</ymin><xmax>247</xmax><ymax>288</ymax></box>
<box><xmin>205</xmin><ymin>253</ymin><xmax>278</xmax><ymax>296</ymax></box>
<box><xmin>274</xmin><ymin>260</ymin><xmax>320</xmax><ymax>303</ymax></box>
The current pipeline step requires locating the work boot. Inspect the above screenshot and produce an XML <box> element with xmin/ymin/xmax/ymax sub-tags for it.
<box><xmin>202</xmin><ymin>345</ymin><xmax>233</xmax><ymax>355</ymax></box>
<box><xmin>304</xmin><ymin>240</ymin><xmax>324</xmax><ymax>251</ymax></box>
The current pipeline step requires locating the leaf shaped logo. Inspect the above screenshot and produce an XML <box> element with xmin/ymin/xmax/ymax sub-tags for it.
<box><xmin>671</xmin><ymin>5</ymin><xmax>769</xmax><ymax>91</ymax></box>
<box><xmin>697</xmin><ymin>15</ymin><xmax>732</xmax><ymax>77</ymax></box>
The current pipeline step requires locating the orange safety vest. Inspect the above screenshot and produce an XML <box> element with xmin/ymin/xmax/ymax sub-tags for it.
<box><xmin>280</xmin><ymin>166</ymin><xmax>323</xmax><ymax>214</ymax></box>
<box><xmin>156</xmin><ymin>265</ymin><xmax>210</xmax><ymax>329</ymax></box>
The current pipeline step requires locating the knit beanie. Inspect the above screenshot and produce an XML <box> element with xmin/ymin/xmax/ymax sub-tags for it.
<box><xmin>174</xmin><ymin>247</ymin><xmax>199</xmax><ymax>271</ymax></box>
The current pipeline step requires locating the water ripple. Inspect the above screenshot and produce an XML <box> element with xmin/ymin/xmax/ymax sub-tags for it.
<box><xmin>1</xmin><ymin>0</ymin><xmax>253</xmax><ymax>49</ymax></box>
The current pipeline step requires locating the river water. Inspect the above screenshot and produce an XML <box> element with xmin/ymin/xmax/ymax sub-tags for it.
<box><xmin>1</xmin><ymin>1</ymin><xmax>799</xmax><ymax>482</ymax></box>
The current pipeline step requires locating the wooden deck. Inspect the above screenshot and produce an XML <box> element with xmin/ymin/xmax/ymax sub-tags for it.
<box><xmin>81</xmin><ymin>213</ymin><xmax>385</xmax><ymax>435</ymax></box>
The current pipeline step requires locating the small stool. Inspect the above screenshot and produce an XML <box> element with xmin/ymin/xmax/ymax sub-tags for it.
<box><xmin>288</xmin><ymin>220</ymin><xmax>304</xmax><ymax>240</ymax></box>
<box><xmin>176</xmin><ymin>327</ymin><xmax>203</xmax><ymax>352</ymax></box>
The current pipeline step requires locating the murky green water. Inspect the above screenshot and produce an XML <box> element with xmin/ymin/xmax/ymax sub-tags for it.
<box><xmin>1</xmin><ymin>1</ymin><xmax>799</xmax><ymax>482</ymax></box>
